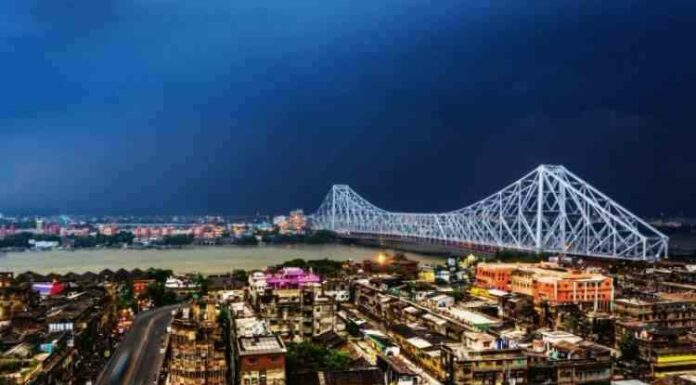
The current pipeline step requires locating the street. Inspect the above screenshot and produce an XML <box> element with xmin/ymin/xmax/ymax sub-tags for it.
<box><xmin>96</xmin><ymin>305</ymin><xmax>179</xmax><ymax>385</ymax></box>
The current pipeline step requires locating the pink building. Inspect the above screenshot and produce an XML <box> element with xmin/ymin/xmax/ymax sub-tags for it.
<box><xmin>265</xmin><ymin>267</ymin><xmax>321</xmax><ymax>289</ymax></box>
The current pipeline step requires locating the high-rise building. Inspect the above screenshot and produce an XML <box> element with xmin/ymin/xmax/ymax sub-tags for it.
<box><xmin>169</xmin><ymin>300</ymin><xmax>228</xmax><ymax>385</ymax></box>
<box><xmin>251</xmin><ymin>268</ymin><xmax>334</xmax><ymax>342</ymax></box>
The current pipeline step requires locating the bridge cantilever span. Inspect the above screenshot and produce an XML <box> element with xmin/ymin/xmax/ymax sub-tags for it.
<box><xmin>310</xmin><ymin>165</ymin><xmax>668</xmax><ymax>261</ymax></box>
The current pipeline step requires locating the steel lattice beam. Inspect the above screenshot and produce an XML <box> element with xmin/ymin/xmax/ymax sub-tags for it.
<box><xmin>310</xmin><ymin>165</ymin><xmax>668</xmax><ymax>261</ymax></box>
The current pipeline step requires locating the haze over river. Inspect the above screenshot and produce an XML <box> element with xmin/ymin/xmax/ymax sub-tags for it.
<box><xmin>0</xmin><ymin>244</ymin><xmax>446</xmax><ymax>274</ymax></box>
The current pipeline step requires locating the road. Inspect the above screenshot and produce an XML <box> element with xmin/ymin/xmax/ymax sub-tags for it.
<box><xmin>96</xmin><ymin>305</ymin><xmax>179</xmax><ymax>385</ymax></box>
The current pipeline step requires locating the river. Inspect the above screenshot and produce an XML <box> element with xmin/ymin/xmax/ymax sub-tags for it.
<box><xmin>0</xmin><ymin>244</ymin><xmax>446</xmax><ymax>274</ymax></box>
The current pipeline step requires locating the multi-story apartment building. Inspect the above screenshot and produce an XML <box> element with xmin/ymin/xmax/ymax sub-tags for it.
<box><xmin>169</xmin><ymin>301</ymin><xmax>228</xmax><ymax>385</ymax></box>
<box><xmin>614</xmin><ymin>292</ymin><xmax>696</xmax><ymax>378</ymax></box>
<box><xmin>236</xmin><ymin>335</ymin><xmax>287</xmax><ymax>385</ymax></box>
<box><xmin>441</xmin><ymin>333</ymin><xmax>528</xmax><ymax>385</ymax></box>
<box><xmin>389</xmin><ymin>323</ymin><xmax>454</xmax><ymax>381</ymax></box>
<box><xmin>526</xmin><ymin>339</ymin><xmax>613</xmax><ymax>384</ymax></box>
<box><xmin>250</xmin><ymin>268</ymin><xmax>334</xmax><ymax>341</ymax></box>
<box><xmin>0</xmin><ymin>283</ymin><xmax>37</xmax><ymax>327</ymax></box>
<box><xmin>614</xmin><ymin>293</ymin><xmax>696</xmax><ymax>329</ymax></box>
<box><xmin>256</xmin><ymin>287</ymin><xmax>335</xmax><ymax>341</ymax></box>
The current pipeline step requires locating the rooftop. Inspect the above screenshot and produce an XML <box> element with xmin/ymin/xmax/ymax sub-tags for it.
<box><xmin>444</xmin><ymin>307</ymin><xmax>501</xmax><ymax>326</ymax></box>
<box><xmin>238</xmin><ymin>335</ymin><xmax>286</xmax><ymax>356</ymax></box>
<box><xmin>265</xmin><ymin>267</ymin><xmax>321</xmax><ymax>288</ymax></box>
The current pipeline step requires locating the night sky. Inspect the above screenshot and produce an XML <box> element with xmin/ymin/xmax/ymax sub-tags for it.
<box><xmin>1</xmin><ymin>1</ymin><xmax>695</xmax><ymax>216</ymax></box>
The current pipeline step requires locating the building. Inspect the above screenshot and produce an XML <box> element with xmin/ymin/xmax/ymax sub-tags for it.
<box><xmin>322</xmin><ymin>278</ymin><xmax>351</xmax><ymax>302</ymax></box>
<box><xmin>236</xmin><ymin>335</ymin><xmax>286</xmax><ymax>385</ymax></box>
<box><xmin>476</xmin><ymin>263</ymin><xmax>517</xmax><ymax>291</ymax></box>
<box><xmin>265</xmin><ymin>267</ymin><xmax>321</xmax><ymax>289</ymax></box>
<box><xmin>256</xmin><ymin>286</ymin><xmax>335</xmax><ymax>341</ymax></box>
<box><xmin>441</xmin><ymin>306</ymin><xmax>503</xmax><ymax>332</ymax></box>
<box><xmin>442</xmin><ymin>333</ymin><xmax>528</xmax><ymax>385</ymax></box>
<box><xmin>418</xmin><ymin>266</ymin><xmax>436</xmax><ymax>283</ymax></box>
<box><xmin>476</xmin><ymin>263</ymin><xmax>614</xmax><ymax>311</ymax></box>
<box><xmin>0</xmin><ymin>284</ymin><xmax>38</xmax><ymax>327</ymax></box>
<box><xmin>287</xmin><ymin>367</ymin><xmax>384</xmax><ymax>385</ymax></box>
<box><xmin>377</xmin><ymin>354</ymin><xmax>418</xmax><ymax>385</ymax></box>
<box><xmin>98</xmin><ymin>224</ymin><xmax>119</xmax><ymax>236</ymax></box>
<box><xmin>614</xmin><ymin>292</ymin><xmax>696</xmax><ymax>378</ymax></box>
<box><xmin>526</xmin><ymin>338</ymin><xmax>613</xmax><ymax>384</ymax></box>
<box><xmin>286</xmin><ymin>210</ymin><xmax>307</xmax><ymax>233</ymax></box>
<box><xmin>614</xmin><ymin>293</ymin><xmax>696</xmax><ymax>330</ymax></box>
<box><xmin>132</xmin><ymin>278</ymin><xmax>155</xmax><ymax>296</ymax></box>
<box><xmin>0</xmin><ymin>272</ymin><xmax>14</xmax><ymax>288</ymax></box>
<box><xmin>250</xmin><ymin>268</ymin><xmax>334</xmax><ymax>341</ymax></box>
<box><xmin>169</xmin><ymin>301</ymin><xmax>228</xmax><ymax>385</ymax></box>
<box><xmin>390</xmin><ymin>323</ymin><xmax>454</xmax><ymax>381</ymax></box>
<box><xmin>31</xmin><ymin>281</ymin><xmax>64</xmax><ymax>297</ymax></box>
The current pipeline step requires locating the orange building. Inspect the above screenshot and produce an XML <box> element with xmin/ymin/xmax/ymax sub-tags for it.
<box><xmin>475</xmin><ymin>263</ymin><xmax>520</xmax><ymax>291</ymax></box>
<box><xmin>476</xmin><ymin>263</ymin><xmax>614</xmax><ymax>311</ymax></box>
<box><xmin>519</xmin><ymin>267</ymin><xmax>613</xmax><ymax>311</ymax></box>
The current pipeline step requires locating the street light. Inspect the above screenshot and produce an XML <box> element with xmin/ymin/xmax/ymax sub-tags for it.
<box><xmin>377</xmin><ymin>252</ymin><xmax>387</xmax><ymax>265</ymax></box>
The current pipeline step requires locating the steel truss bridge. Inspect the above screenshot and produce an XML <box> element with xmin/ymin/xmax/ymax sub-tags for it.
<box><xmin>311</xmin><ymin>165</ymin><xmax>668</xmax><ymax>261</ymax></box>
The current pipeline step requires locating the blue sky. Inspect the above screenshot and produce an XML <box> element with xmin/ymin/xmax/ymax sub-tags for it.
<box><xmin>1</xmin><ymin>1</ymin><xmax>695</xmax><ymax>215</ymax></box>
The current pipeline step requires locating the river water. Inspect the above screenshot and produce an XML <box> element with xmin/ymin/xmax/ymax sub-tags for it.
<box><xmin>0</xmin><ymin>244</ymin><xmax>446</xmax><ymax>274</ymax></box>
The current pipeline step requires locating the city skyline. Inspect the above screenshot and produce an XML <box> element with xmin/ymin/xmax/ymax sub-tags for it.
<box><xmin>3</xmin><ymin>3</ymin><xmax>696</xmax><ymax>384</ymax></box>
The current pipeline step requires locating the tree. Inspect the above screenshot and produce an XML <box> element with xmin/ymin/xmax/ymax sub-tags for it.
<box><xmin>235</xmin><ymin>235</ymin><xmax>258</xmax><ymax>246</ymax></box>
<box><xmin>159</xmin><ymin>234</ymin><xmax>194</xmax><ymax>246</ymax></box>
<box><xmin>452</xmin><ymin>289</ymin><xmax>466</xmax><ymax>302</ymax></box>
<box><xmin>144</xmin><ymin>283</ymin><xmax>177</xmax><ymax>307</ymax></box>
<box><xmin>305</xmin><ymin>230</ymin><xmax>336</xmax><ymax>244</ymax></box>
<box><xmin>517</xmin><ymin>300</ymin><xmax>537</xmax><ymax>324</ymax></box>
<box><xmin>279</xmin><ymin>259</ymin><xmax>308</xmax><ymax>269</ymax></box>
<box><xmin>232</xmin><ymin>269</ymin><xmax>249</xmax><ymax>283</ymax></box>
<box><xmin>275</xmin><ymin>259</ymin><xmax>345</xmax><ymax>277</ymax></box>
<box><xmin>117</xmin><ymin>286</ymin><xmax>136</xmax><ymax>312</ymax></box>
<box><xmin>194</xmin><ymin>274</ymin><xmax>209</xmax><ymax>295</ymax></box>
<box><xmin>559</xmin><ymin>306</ymin><xmax>592</xmax><ymax>338</ymax></box>
<box><xmin>146</xmin><ymin>268</ymin><xmax>173</xmax><ymax>284</ymax></box>
<box><xmin>286</xmin><ymin>342</ymin><xmax>352</xmax><ymax>373</ymax></box>
<box><xmin>619</xmin><ymin>334</ymin><xmax>640</xmax><ymax>362</ymax></box>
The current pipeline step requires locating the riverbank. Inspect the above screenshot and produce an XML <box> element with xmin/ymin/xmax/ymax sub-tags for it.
<box><xmin>0</xmin><ymin>244</ymin><xmax>446</xmax><ymax>275</ymax></box>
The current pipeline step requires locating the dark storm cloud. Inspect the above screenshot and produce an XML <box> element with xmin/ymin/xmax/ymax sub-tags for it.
<box><xmin>0</xmin><ymin>0</ymin><xmax>695</xmax><ymax>216</ymax></box>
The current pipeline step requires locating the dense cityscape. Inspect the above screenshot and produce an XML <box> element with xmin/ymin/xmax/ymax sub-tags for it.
<box><xmin>3</xmin><ymin>1</ymin><xmax>695</xmax><ymax>384</ymax></box>
<box><xmin>1</xmin><ymin>205</ymin><xmax>696</xmax><ymax>385</ymax></box>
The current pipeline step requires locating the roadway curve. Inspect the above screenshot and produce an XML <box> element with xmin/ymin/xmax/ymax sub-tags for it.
<box><xmin>97</xmin><ymin>304</ymin><xmax>179</xmax><ymax>385</ymax></box>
